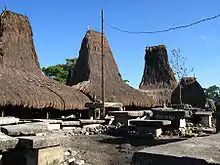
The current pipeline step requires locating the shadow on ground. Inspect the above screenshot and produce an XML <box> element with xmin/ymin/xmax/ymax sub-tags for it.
<box><xmin>99</xmin><ymin>135</ymin><xmax>187</xmax><ymax>147</ymax></box>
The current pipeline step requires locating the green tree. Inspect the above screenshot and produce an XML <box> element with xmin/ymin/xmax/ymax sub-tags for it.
<box><xmin>204</xmin><ymin>85</ymin><xmax>220</xmax><ymax>102</ymax></box>
<box><xmin>42</xmin><ymin>58</ymin><xmax>77</xmax><ymax>84</ymax></box>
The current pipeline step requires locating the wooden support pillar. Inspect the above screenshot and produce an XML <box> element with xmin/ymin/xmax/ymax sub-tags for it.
<box><xmin>46</xmin><ymin>112</ymin><xmax>49</xmax><ymax>119</ymax></box>
<box><xmin>1</xmin><ymin>110</ymin><xmax>4</xmax><ymax>117</ymax></box>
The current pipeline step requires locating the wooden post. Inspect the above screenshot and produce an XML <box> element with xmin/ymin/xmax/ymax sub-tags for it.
<box><xmin>101</xmin><ymin>9</ymin><xmax>105</xmax><ymax>118</ymax></box>
<box><xmin>1</xmin><ymin>110</ymin><xmax>4</xmax><ymax>117</ymax></box>
<box><xmin>46</xmin><ymin>111</ymin><xmax>49</xmax><ymax>119</ymax></box>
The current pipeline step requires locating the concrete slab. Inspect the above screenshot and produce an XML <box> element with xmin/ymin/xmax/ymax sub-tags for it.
<box><xmin>1</xmin><ymin>123</ymin><xmax>49</xmax><ymax>136</ymax></box>
<box><xmin>0</xmin><ymin>132</ymin><xmax>18</xmax><ymax>151</ymax></box>
<box><xmin>17</xmin><ymin>136</ymin><xmax>63</xmax><ymax>149</ymax></box>
<box><xmin>129</xmin><ymin>119</ymin><xmax>171</xmax><ymax>127</ymax></box>
<box><xmin>0</xmin><ymin>117</ymin><xmax>19</xmax><ymax>126</ymax></box>
<box><xmin>132</xmin><ymin>133</ymin><xmax>220</xmax><ymax>165</ymax></box>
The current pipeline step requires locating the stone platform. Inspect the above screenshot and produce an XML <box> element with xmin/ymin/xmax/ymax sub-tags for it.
<box><xmin>132</xmin><ymin>133</ymin><xmax>220</xmax><ymax>165</ymax></box>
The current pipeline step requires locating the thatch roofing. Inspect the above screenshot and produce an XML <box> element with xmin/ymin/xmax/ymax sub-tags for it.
<box><xmin>139</xmin><ymin>45</ymin><xmax>177</xmax><ymax>90</ymax></box>
<box><xmin>0</xmin><ymin>10</ymin><xmax>90</xmax><ymax>110</ymax></box>
<box><xmin>67</xmin><ymin>30</ymin><xmax>155</xmax><ymax>108</ymax></box>
<box><xmin>138</xmin><ymin>45</ymin><xmax>177</xmax><ymax>106</ymax></box>
<box><xmin>171</xmin><ymin>77</ymin><xmax>206</xmax><ymax>108</ymax></box>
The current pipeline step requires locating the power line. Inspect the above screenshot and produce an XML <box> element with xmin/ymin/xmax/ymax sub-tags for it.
<box><xmin>105</xmin><ymin>13</ymin><xmax>220</xmax><ymax>34</ymax></box>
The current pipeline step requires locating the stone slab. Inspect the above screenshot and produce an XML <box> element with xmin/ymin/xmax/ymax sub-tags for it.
<box><xmin>17</xmin><ymin>136</ymin><xmax>63</xmax><ymax>149</ymax></box>
<box><xmin>61</xmin><ymin>121</ymin><xmax>80</xmax><ymax>126</ymax></box>
<box><xmin>0</xmin><ymin>117</ymin><xmax>19</xmax><ymax>126</ymax></box>
<box><xmin>151</xmin><ymin>109</ymin><xmax>189</xmax><ymax>120</ymax></box>
<box><xmin>0</xmin><ymin>132</ymin><xmax>18</xmax><ymax>151</ymax></box>
<box><xmin>132</xmin><ymin>133</ymin><xmax>220</xmax><ymax>165</ymax></box>
<box><xmin>194</xmin><ymin>111</ymin><xmax>212</xmax><ymax>116</ymax></box>
<box><xmin>129</xmin><ymin>119</ymin><xmax>171</xmax><ymax>127</ymax></box>
<box><xmin>79</xmin><ymin>119</ymin><xmax>105</xmax><ymax>124</ymax></box>
<box><xmin>1</xmin><ymin>123</ymin><xmax>49</xmax><ymax>136</ymax></box>
<box><xmin>29</xmin><ymin>119</ymin><xmax>62</xmax><ymax>124</ymax></box>
<box><xmin>47</xmin><ymin>123</ymin><xmax>61</xmax><ymax>131</ymax></box>
<box><xmin>107</xmin><ymin>111</ymin><xmax>146</xmax><ymax>117</ymax></box>
<box><xmin>85</xmin><ymin>102</ymin><xmax>123</xmax><ymax>108</ymax></box>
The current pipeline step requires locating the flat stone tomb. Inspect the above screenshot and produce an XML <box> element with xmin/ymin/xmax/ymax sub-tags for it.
<box><xmin>128</xmin><ymin>119</ymin><xmax>171</xmax><ymax>138</ymax></box>
<box><xmin>2</xmin><ymin>136</ymin><xmax>64</xmax><ymax>165</ymax></box>
<box><xmin>194</xmin><ymin>111</ymin><xmax>212</xmax><ymax>128</ymax></box>
<box><xmin>107</xmin><ymin>111</ymin><xmax>152</xmax><ymax>125</ymax></box>
<box><xmin>151</xmin><ymin>109</ymin><xmax>188</xmax><ymax>128</ymax></box>
<box><xmin>132</xmin><ymin>133</ymin><xmax>220</xmax><ymax>165</ymax></box>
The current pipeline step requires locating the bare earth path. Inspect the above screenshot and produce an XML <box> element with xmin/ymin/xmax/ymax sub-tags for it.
<box><xmin>62</xmin><ymin>134</ymin><xmax>186</xmax><ymax>165</ymax></box>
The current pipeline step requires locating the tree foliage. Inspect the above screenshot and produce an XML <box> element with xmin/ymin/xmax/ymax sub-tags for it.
<box><xmin>204</xmin><ymin>85</ymin><xmax>220</xmax><ymax>102</ymax></box>
<box><xmin>42</xmin><ymin>58</ymin><xmax>77</xmax><ymax>84</ymax></box>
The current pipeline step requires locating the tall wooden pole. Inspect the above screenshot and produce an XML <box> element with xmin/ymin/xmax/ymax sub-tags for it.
<box><xmin>101</xmin><ymin>9</ymin><xmax>105</xmax><ymax>117</ymax></box>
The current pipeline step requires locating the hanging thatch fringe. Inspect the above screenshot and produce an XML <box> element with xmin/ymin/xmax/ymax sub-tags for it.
<box><xmin>0</xmin><ymin>10</ymin><xmax>90</xmax><ymax>110</ymax></box>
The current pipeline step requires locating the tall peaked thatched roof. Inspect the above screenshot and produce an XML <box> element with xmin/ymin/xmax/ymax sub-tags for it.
<box><xmin>0</xmin><ymin>10</ymin><xmax>90</xmax><ymax>110</ymax></box>
<box><xmin>67</xmin><ymin>30</ymin><xmax>154</xmax><ymax>108</ymax></box>
<box><xmin>139</xmin><ymin>45</ymin><xmax>177</xmax><ymax>90</ymax></box>
<box><xmin>171</xmin><ymin>77</ymin><xmax>206</xmax><ymax>108</ymax></box>
<box><xmin>138</xmin><ymin>45</ymin><xmax>177</xmax><ymax>106</ymax></box>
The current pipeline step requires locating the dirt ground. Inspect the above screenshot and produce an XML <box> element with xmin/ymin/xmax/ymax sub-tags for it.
<box><xmin>62</xmin><ymin>134</ymin><xmax>187</xmax><ymax>165</ymax></box>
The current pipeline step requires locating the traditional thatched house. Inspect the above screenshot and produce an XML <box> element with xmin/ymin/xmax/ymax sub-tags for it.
<box><xmin>67</xmin><ymin>30</ymin><xmax>155</xmax><ymax>108</ymax></box>
<box><xmin>139</xmin><ymin>45</ymin><xmax>177</xmax><ymax>106</ymax></box>
<box><xmin>171</xmin><ymin>77</ymin><xmax>206</xmax><ymax>108</ymax></box>
<box><xmin>0</xmin><ymin>10</ymin><xmax>90</xmax><ymax>118</ymax></box>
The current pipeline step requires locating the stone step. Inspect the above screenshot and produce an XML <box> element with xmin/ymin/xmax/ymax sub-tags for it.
<box><xmin>129</xmin><ymin>119</ymin><xmax>171</xmax><ymax>127</ymax></box>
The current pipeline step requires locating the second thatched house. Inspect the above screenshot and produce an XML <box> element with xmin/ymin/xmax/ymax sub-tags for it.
<box><xmin>67</xmin><ymin>30</ymin><xmax>155</xmax><ymax>108</ymax></box>
<box><xmin>0</xmin><ymin>10</ymin><xmax>90</xmax><ymax>118</ymax></box>
<box><xmin>171</xmin><ymin>77</ymin><xmax>206</xmax><ymax>108</ymax></box>
<box><xmin>139</xmin><ymin>45</ymin><xmax>177</xmax><ymax>106</ymax></box>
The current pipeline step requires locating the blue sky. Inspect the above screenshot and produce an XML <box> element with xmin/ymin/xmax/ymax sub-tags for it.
<box><xmin>1</xmin><ymin>0</ymin><xmax>220</xmax><ymax>88</ymax></box>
